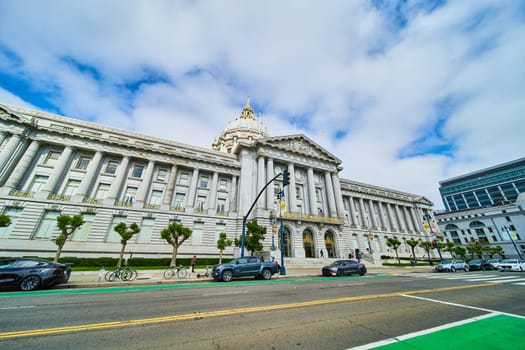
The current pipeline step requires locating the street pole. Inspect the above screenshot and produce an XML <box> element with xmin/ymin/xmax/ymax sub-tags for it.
<box><xmin>423</xmin><ymin>214</ymin><xmax>442</xmax><ymax>260</ymax></box>
<box><xmin>278</xmin><ymin>190</ymin><xmax>286</xmax><ymax>275</ymax></box>
<box><xmin>240</xmin><ymin>173</ymin><xmax>282</xmax><ymax>257</ymax></box>
<box><xmin>502</xmin><ymin>226</ymin><xmax>524</xmax><ymax>260</ymax></box>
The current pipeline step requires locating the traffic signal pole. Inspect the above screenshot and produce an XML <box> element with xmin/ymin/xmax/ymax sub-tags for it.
<box><xmin>240</xmin><ymin>172</ymin><xmax>284</xmax><ymax>257</ymax></box>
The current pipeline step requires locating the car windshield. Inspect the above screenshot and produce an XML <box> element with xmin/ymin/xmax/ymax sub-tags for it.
<box><xmin>487</xmin><ymin>259</ymin><xmax>498</xmax><ymax>263</ymax></box>
<box><xmin>440</xmin><ymin>260</ymin><xmax>452</xmax><ymax>264</ymax></box>
<box><xmin>501</xmin><ymin>259</ymin><xmax>518</xmax><ymax>263</ymax></box>
<box><xmin>330</xmin><ymin>260</ymin><xmax>345</xmax><ymax>266</ymax></box>
<box><xmin>469</xmin><ymin>260</ymin><xmax>482</xmax><ymax>264</ymax></box>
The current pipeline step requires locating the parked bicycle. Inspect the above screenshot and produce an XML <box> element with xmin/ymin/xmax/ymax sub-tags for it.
<box><xmin>197</xmin><ymin>265</ymin><xmax>213</xmax><ymax>278</ymax></box>
<box><xmin>163</xmin><ymin>265</ymin><xmax>188</xmax><ymax>279</ymax></box>
<box><xmin>105</xmin><ymin>267</ymin><xmax>138</xmax><ymax>282</ymax></box>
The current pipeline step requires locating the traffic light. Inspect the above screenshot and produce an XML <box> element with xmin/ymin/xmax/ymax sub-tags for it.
<box><xmin>431</xmin><ymin>240</ymin><xmax>437</xmax><ymax>247</ymax></box>
<box><xmin>282</xmin><ymin>169</ymin><xmax>290</xmax><ymax>187</ymax></box>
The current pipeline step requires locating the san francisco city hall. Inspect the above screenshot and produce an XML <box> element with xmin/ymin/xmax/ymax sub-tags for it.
<box><xmin>0</xmin><ymin>102</ymin><xmax>436</xmax><ymax>264</ymax></box>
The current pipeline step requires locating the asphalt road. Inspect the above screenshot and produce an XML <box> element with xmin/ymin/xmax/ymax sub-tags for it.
<box><xmin>1</xmin><ymin>271</ymin><xmax>524</xmax><ymax>349</ymax></box>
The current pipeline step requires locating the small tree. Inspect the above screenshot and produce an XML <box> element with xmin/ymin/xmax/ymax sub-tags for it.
<box><xmin>443</xmin><ymin>242</ymin><xmax>455</xmax><ymax>258</ymax></box>
<box><xmin>216</xmin><ymin>231</ymin><xmax>232</xmax><ymax>264</ymax></box>
<box><xmin>53</xmin><ymin>214</ymin><xmax>85</xmax><ymax>262</ymax></box>
<box><xmin>114</xmin><ymin>222</ymin><xmax>140</xmax><ymax>269</ymax></box>
<box><xmin>452</xmin><ymin>246</ymin><xmax>467</xmax><ymax>260</ymax></box>
<box><xmin>161</xmin><ymin>222</ymin><xmax>192</xmax><ymax>267</ymax></box>
<box><xmin>406</xmin><ymin>239</ymin><xmax>419</xmax><ymax>262</ymax></box>
<box><xmin>0</xmin><ymin>214</ymin><xmax>11</xmax><ymax>228</ymax></box>
<box><xmin>386</xmin><ymin>237</ymin><xmax>402</xmax><ymax>264</ymax></box>
<box><xmin>419</xmin><ymin>241</ymin><xmax>434</xmax><ymax>265</ymax></box>
<box><xmin>234</xmin><ymin>220</ymin><xmax>266</xmax><ymax>255</ymax></box>
<box><xmin>466</xmin><ymin>240</ymin><xmax>484</xmax><ymax>259</ymax></box>
<box><xmin>490</xmin><ymin>246</ymin><xmax>505</xmax><ymax>259</ymax></box>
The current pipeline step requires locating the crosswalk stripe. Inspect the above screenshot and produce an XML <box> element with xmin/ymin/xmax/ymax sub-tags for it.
<box><xmin>402</xmin><ymin>272</ymin><xmax>525</xmax><ymax>286</ymax></box>
<box><xmin>465</xmin><ymin>277</ymin><xmax>525</xmax><ymax>283</ymax></box>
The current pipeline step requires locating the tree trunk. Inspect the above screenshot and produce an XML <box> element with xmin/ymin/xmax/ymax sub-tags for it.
<box><xmin>54</xmin><ymin>243</ymin><xmax>64</xmax><ymax>262</ymax></box>
<box><xmin>395</xmin><ymin>249</ymin><xmax>400</xmax><ymax>264</ymax></box>
<box><xmin>411</xmin><ymin>247</ymin><xmax>417</xmax><ymax>262</ymax></box>
<box><xmin>170</xmin><ymin>244</ymin><xmax>178</xmax><ymax>267</ymax></box>
<box><xmin>117</xmin><ymin>242</ymin><xmax>127</xmax><ymax>269</ymax></box>
<box><xmin>219</xmin><ymin>249</ymin><xmax>223</xmax><ymax>264</ymax></box>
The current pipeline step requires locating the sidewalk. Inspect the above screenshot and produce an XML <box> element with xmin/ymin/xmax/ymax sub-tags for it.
<box><xmin>66</xmin><ymin>266</ymin><xmax>432</xmax><ymax>289</ymax></box>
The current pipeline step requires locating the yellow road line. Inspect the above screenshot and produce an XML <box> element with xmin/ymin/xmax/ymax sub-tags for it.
<box><xmin>0</xmin><ymin>283</ymin><xmax>497</xmax><ymax>340</ymax></box>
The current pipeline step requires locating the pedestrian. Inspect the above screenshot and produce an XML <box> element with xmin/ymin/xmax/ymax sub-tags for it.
<box><xmin>191</xmin><ymin>255</ymin><xmax>196</xmax><ymax>273</ymax></box>
<box><xmin>320</xmin><ymin>248</ymin><xmax>324</xmax><ymax>258</ymax></box>
<box><xmin>356</xmin><ymin>251</ymin><xmax>361</xmax><ymax>262</ymax></box>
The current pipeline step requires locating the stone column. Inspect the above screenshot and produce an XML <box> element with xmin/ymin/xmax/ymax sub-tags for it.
<box><xmin>106</xmin><ymin>156</ymin><xmax>130</xmax><ymax>202</ymax></box>
<box><xmin>331</xmin><ymin>173</ymin><xmax>345</xmax><ymax>217</ymax></box>
<box><xmin>368</xmin><ymin>200</ymin><xmax>378</xmax><ymax>228</ymax></box>
<box><xmin>187</xmin><ymin>168</ymin><xmax>200</xmax><ymax>208</ymax></box>
<box><xmin>348</xmin><ymin>195</ymin><xmax>357</xmax><ymax>226</ymax></box>
<box><xmin>135</xmin><ymin>160</ymin><xmax>155</xmax><ymax>205</ymax></box>
<box><xmin>403</xmin><ymin>206</ymin><xmax>414</xmax><ymax>232</ymax></box>
<box><xmin>266</xmin><ymin>158</ymin><xmax>274</xmax><ymax>209</ymax></box>
<box><xmin>287</xmin><ymin>163</ymin><xmax>296</xmax><ymax>213</ymax></box>
<box><xmin>257</xmin><ymin>155</ymin><xmax>266</xmax><ymax>209</ymax></box>
<box><xmin>42</xmin><ymin>146</ymin><xmax>73</xmax><ymax>195</ymax></box>
<box><xmin>307</xmin><ymin>167</ymin><xmax>316</xmax><ymax>215</ymax></box>
<box><xmin>395</xmin><ymin>205</ymin><xmax>406</xmax><ymax>232</ymax></box>
<box><xmin>76</xmin><ymin>150</ymin><xmax>103</xmax><ymax>198</ymax></box>
<box><xmin>388</xmin><ymin>203</ymin><xmax>398</xmax><ymax>231</ymax></box>
<box><xmin>163</xmin><ymin>164</ymin><xmax>178</xmax><ymax>207</ymax></box>
<box><xmin>410</xmin><ymin>207</ymin><xmax>420</xmax><ymax>232</ymax></box>
<box><xmin>324</xmin><ymin>172</ymin><xmax>337</xmax><ymax>217</ymax></box>
<box><xmin>0</xmin><ymin>131</ymin><xmax>7</xmax><ymax>147</ymax></box>
<box><xmin>0</xmin><ymin>133</ymin><xmax>22</xmax><ymax>170</ymax></box>
<box><xmin>208</xmin><ymin>172</ymin><xmax>219</xmax><ymax>210</ymax></box>
<box><xmin>229</xmin><ymin>175</ymin><xmax>238</xmax><ymax>212</ymax></box>
<box><xmin>377</xmin><ymin>201</ymin><xmax>387</xmax><ymax>230</ymax></box>
<box><xmin>358</xmin><ymin>198</ymin><xmax>366</xmax><ymax>227</ymax></box>
<box><xmin>3</xmin><ymin>139</ymin><xmax>40</xmax><ymax>190</ymax></box>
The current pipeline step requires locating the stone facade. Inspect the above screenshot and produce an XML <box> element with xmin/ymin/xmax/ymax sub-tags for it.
<box><xmin>0</xmin><ymin>102</ymin><xmax>435</xmax><ymax>262</ymax></box>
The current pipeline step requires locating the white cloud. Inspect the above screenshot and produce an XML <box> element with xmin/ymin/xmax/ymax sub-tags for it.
<box><xmin>0</xmin><ymin>0</ymin><xmax>524</xmax><ymax>209</ymax></box>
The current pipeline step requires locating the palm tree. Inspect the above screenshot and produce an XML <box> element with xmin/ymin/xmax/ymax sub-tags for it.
<box><xmin>386</xmin><ymin>237</ymin><xmax>402</xmax><ymax>264</ymax></box>
<box><xmin>53</xmin><ymin>214</ymin><xmax>85</xmax><ymax>262</ymax></box>
<box><xmin>216</xmin><ymin>232</ymin><xmax>232</xmax><ymax>264</ymax></box>
<box><xmin>406</xmin><ymin>239</ymin><xmax>419</xmax><ymax>262</ymax></box>
<box><xmin>114</xmin><ymin>222</ymin><xmax>141</xmax><ymax>269</ymax></box>
<box><xmin>161</xmin><ymin>222</ymin><xmax>192</xmax><ymax>267</ymax></box>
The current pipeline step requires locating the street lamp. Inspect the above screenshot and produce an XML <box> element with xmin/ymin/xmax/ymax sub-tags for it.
<box><xmin>423</xmin><ymin>213</ymin><xmax>442</xmax><ymax>260</ymax></box>
<box><xmin>502</xmin><ymin>226</ymin><xmax>524</xmax><ymax>260</ymax></box>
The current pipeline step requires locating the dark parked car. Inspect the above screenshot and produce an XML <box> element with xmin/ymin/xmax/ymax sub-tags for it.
<box><xmin>0</xmin><ymin>258</ymin><xmax>71</xmax><ymax>291</ymax></box>
<box><xmin>467</xmin><ymin>259</ymin><xmax>495</xmax><ymax>271</ymax></box>
<box><xmin>322</xmin><ymin>260</ymin><xmax>367</xmax><ymax>277</ymax></box>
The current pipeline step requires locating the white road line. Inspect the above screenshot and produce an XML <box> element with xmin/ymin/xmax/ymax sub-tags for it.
<box><xmin>515</xmin><ymin>282</ymin><xmax>525</xmax><ymax>286</ymax></box>
<box><xmin>201</xmin><ymin>291</ymin><xmax>248</xmax><ymax>296</ymax></box>
<box><xmin>0</xmin><ymin>305</ymin><xmax>35</xmax><ymax>310</ymax></box>
<box><xmin>465</xmin><ymin>276</ymin><xmax>525</xmax><ymax>282</ymax></box>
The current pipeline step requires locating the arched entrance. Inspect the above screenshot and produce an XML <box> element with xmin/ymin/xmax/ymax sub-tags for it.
<box><xmin>303</xmin><ymin>230</ymin><xmax>315</xmax><ymax>258</ymax></box>
<box><xmin>325</xmin><ymin>232</ymin><xmax>336</xmax><ymax>258</ymax></box>
<box><xmin>279</xmin><ymin>228</ymin><xmax>292</xmax><ymax>257</ymax></box>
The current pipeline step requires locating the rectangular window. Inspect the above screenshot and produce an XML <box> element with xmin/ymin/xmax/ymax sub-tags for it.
<box><xmin>106</xmin><ymin>216</ymin><xmax>126</xmax><ymax>242</ymax></box>
<box><xmin>76</xmin><ymin>156</ymin><xmax>91</xmax><ymax>170</ymax></box>
<box><xmin>132</xmin><ymin>164</ymin><xmax>145</xmax><ymax>178</ymax></box>
<box><xmin>149</xmin><ymin>190</ymin><xmax>163</xmax><ymax>205</ymax></box>
<box><xmin>33</xmin><ymin>210</ymin><xmax>61</xmax><ymax>239</ymax></box>
<box><xmin>218</xmin><ymin>178</ymin><xmax>228</xmax><ymax>191</ymax></box>
<box><xmin>216</xmin><ymin>198</ymin><xmax>226</xmax><ymax>213</ymax></box>
<box><xmin>29</xmin><ymin>175</ymin><xmax>48</xmax><ymax>193</ymax></box>
<box><xmin>199</xmin><ymin>175</ymin><xmax>209</xmax><ymax>188</ymax></box>
<box><xmin>95</xmin><ymin>183</ymin><xmax>110</xmax><ymax>199</ymax></box>
<box><xmin>196</xmin><ymin>195</ymin><xmax>207</xmax><ymax>211</ymax></box>
<box><xmin>174</xmin><ymin>193</ymin><xmax>186</xmax><ymax>209</ymax></box>
<box><xmin>72</xmin><ymin>213</ymin><xmax>95</xmax><ymax>241</ymax></box>
<box><xmin>43</xmin><ymin>150</ymin><xmax>60</xmax><ymax>166</ymax></box>
<box><xmin>0</xmin><ymin>207</ymin><xmax>23</xmax><ymax>238</ymax></box>
<box><xmin>192</xmin><ymin>222</ymin><xmax>204</xmax><ymax>244</ymax></box>
<box><xmin>105</xmin><ymin>160</ymin><xmax>119</xmax><ymax>174</ymax></box>
<box><xmin>123</xmin><ymin>187</ymin><xmax>137</xmax><ymax>204</ymax></box>
<box><xmin>137</xmin><ymin>218</ymin><xmax>155</xmax><ymax>243</ymax></box>
<box><xmin>157</xmin><ymin>168</ymin><xmax>168</xmax><ymax>181</ymax></box>
<box><xmin>63</xmin><ymin>179</ymin><xmax>81</xmax><ymax>196</ymax></box>
<box><xmin>178</xmin><ymin>171</ymin><xmax>190</xmax><ymax>186</ymax></box>
<box><xmin>215</xmin><ymin>223</ymin><xmax>226</xmax><ymax>244</ymax></box>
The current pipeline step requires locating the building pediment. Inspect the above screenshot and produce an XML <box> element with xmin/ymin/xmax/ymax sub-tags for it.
<box><xmin>257</xmin><ymin>134</ymin><xmax>341</xmax><ymax>164</ymax></box>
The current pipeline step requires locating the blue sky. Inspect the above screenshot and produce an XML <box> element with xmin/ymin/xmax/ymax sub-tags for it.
<box><xmin>1</xmin><ymin>0</ymin><xmax>524</xmax><ymax>209</ymax></box>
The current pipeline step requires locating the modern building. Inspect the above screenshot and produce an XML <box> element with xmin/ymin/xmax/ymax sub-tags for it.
<box><xmin>436</xmin><ymin>159</ymin><xmax>525</xmax><ymax>259</ymax></box>
<box><xmin>0</xmin><ymin>102</ymin><xmax>435</xmax><ymax>263</ymax></box>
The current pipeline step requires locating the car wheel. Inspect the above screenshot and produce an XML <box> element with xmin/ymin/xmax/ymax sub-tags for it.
<box><xmin>222</xmin><ymin>270</ymin><xmax>233</xmax><ymax>282</ymax></box>
<box><xmin>262</xmin><ymin>269</ymin><xmax>272</xmax><ymax>280</ymax></box>
<box><xmin>19</xmin><ymin>275</ymin><xmax>41</xmax><ymax>291</ymax></box>
<box><xmin>450</xmin><ymin>267</ymin><xmax>456</xmax><ymax>272</ymax></box>
<box><xmin>359</xmin><ymin>269</ymin><xmax>365</xmax><ymax>276</ymax></box>
<box><xmin>336</xmin><ymin>269</ymin><xmax>344</xmax><ymax>277</ymax></box>
<box><xmin>480</xmin><ymin>266</ymin><xmax>485</xmax><ymax>271</ymax></box>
